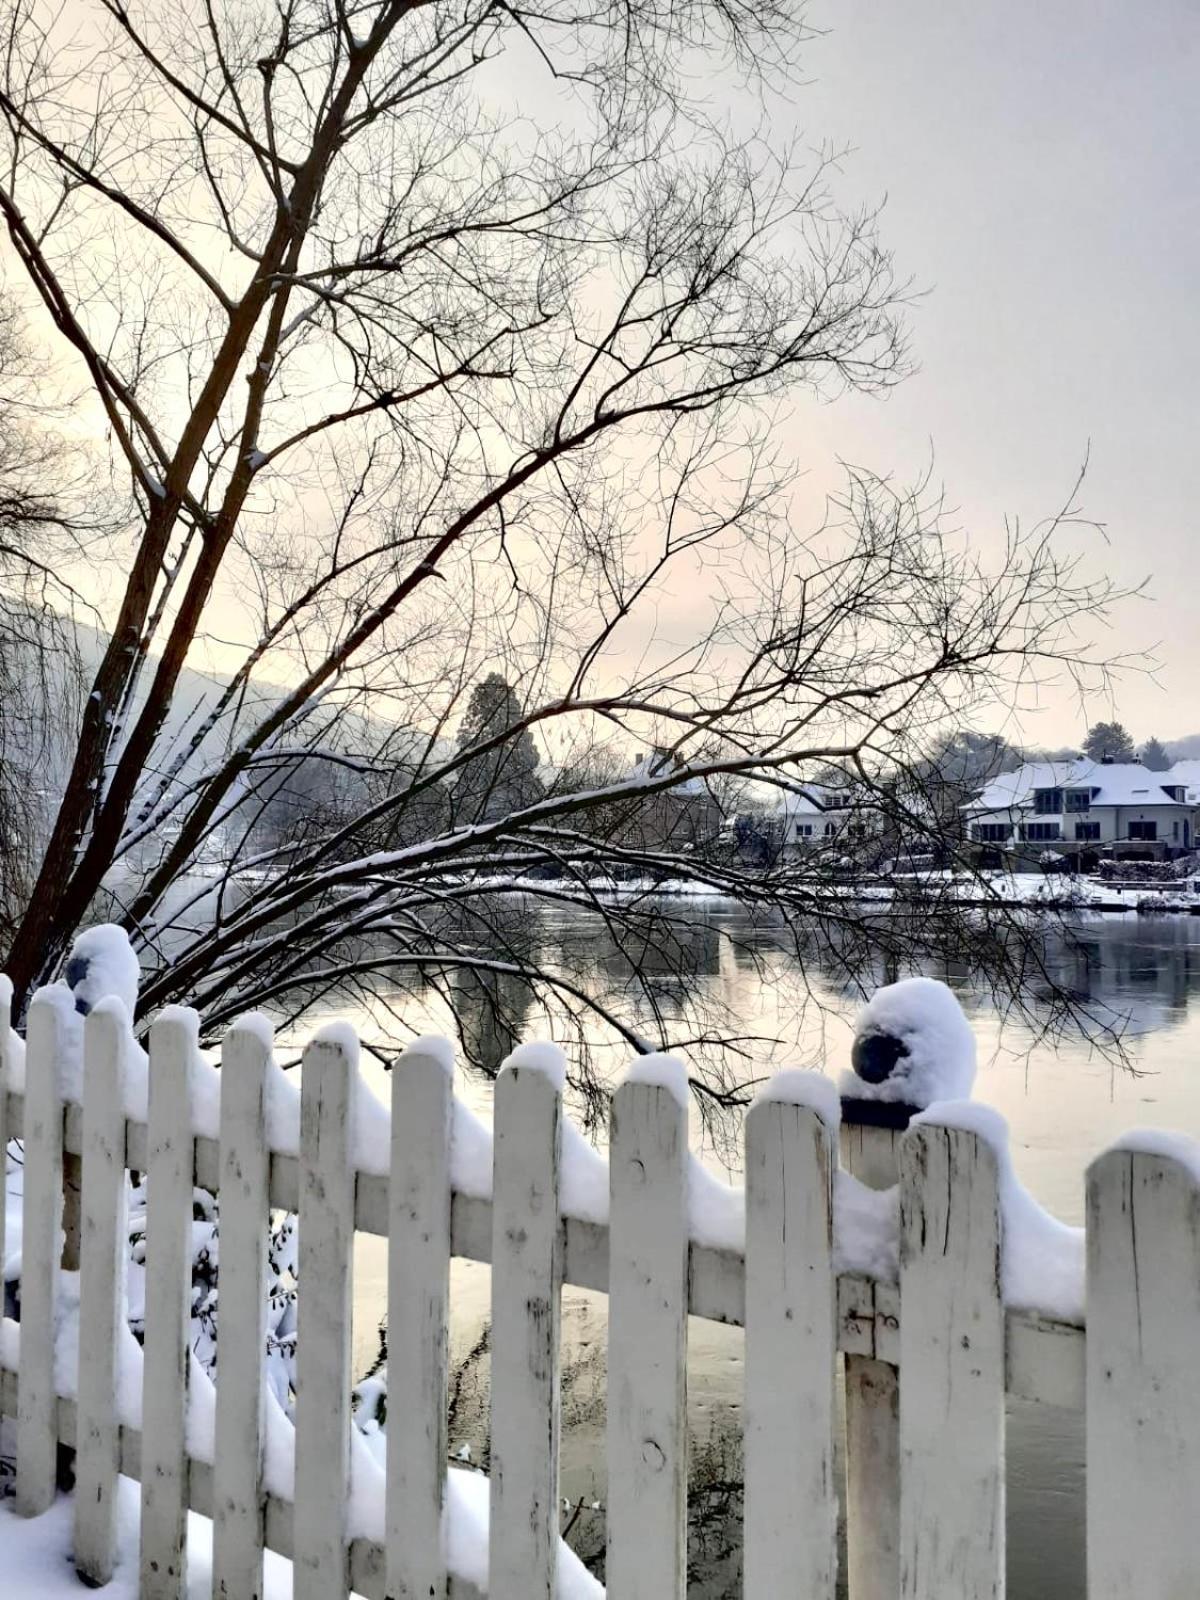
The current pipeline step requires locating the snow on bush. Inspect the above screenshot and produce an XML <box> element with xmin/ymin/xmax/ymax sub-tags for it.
<box><xmin>841</xmin><ymin>976</ymin><xmax>977</xmax><ymax>1107</ymax></box>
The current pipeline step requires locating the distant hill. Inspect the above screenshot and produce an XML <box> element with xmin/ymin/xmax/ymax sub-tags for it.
<box><xmin>7</xmin><ymin>611</ymin><xmax>458</xmax><ymax>831</ymax></box>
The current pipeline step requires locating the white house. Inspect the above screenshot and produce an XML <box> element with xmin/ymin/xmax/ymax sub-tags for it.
<box><xmin>778</xmin><ymin>781</ymin><xmax>884</xmax><ymax>857</ymax></box>
<box><xmin>963</xmin><ymin>759</ymin><xmax>1200</xmax><ymax>860</ymax></box>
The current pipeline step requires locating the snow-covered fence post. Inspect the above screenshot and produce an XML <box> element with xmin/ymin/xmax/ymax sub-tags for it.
<box><xmin>386</xmin><ymin>1040</ymin><xmax>454</xmax><ymax>1600</ymax></box>
<box><xmin>74</xmin><ymin>1003</ymin><xmax>129</xmax><ymax>1585</ymax></box>
<box><xmin>61</xmin><ymin>926</ymin><xmax>141</xmax><ymax>1273</ymax></box>
<box><xmin>899</xmin><ymin>1120</ymin><xmax>1004</xmax><ymax>1600</ymax></box>
<box><xmin>489</xmin><ymin>1048</ymin><xmax>564</xmax><ymax>1600</ymax></box>
<box><xmin>744</xmin><ymin>1076</ymin><xmax>838</xmax><ymax>1597</ymax></box>
<box><xmin>16</xmin><ymin>989</ymin><xmax>72</xmax><ymax>1517</ymax></box>
<box><xmin>839</xmin><ymin>975</ymin><xmax>978</xmax><ymax>1600</ymax></box>
<box><xmin>840</xmin><ymin>1101</ymin><xmax>910</xmax><ymax>1189</ymax></box>
<box><xmin>293</xmin><ymin>1028</ymin><xmax>357</xmax><ymax>1600</ymax></box>
<box><xmin>606</xmin><ymin>1060</ymin><xmax>689</xmax><ymax>1600</ymax></box>
<box><xmin>1086</xmin><ymin>1138</ymin><xmax>1200</xmax><ymax>1596</ymax></box>
<box><xmin>839</xmin><ymin>1097</ymin><xmax>913</xmax><ymax>1600</ymax></box>
<box><xmin>212</xmin><ymin>1019</ymin><xmax>273</xmax><ymax>1600</ymax></box>
<box><xmin>140</xmin><ymin>1010</ymin><xmax>201</xmax><ymax>1600</ymax></box>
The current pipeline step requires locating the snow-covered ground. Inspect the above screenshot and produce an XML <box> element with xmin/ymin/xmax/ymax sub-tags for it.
<box><xmin>0</xmin><ymin>1471</ymin><xmax>299</xmax><ymax>1599</ymax></box>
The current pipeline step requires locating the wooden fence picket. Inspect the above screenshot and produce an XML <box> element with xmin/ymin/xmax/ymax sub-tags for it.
<box><xmin>74</xmin><ymin>1006</ymin><xmax>129</xmax><ymax>1584</ymax></box>
<box><xmin>16</xmin><ymin>991</ymin><xmax>69</xmax><ymax>1517</ymax></box>
<box><xmin>489</xmin><ymin>1062</ymin><xmax>563</xmax><ymax>1600</ymax></box>
<box><xmin>606</xmin><ymin>1078</ymin><xmax>689</xmax><ymax>1600</ymax></box>
<box><xmin>840</xmin><ymin>1108</ymin><xmax>910</xmax><ymax>1600</ymax></box>
<box><xmin>743</xmin><ymin>1095</ymin><xmax>837</xmax><ymax>1598</ymax></box>
<box><xmin>385</xmin><ymin>1043</ymin><xmax>453</xmax><ymax>1600</ymax></box>
<box><xmin>293</xmin><ymin>1033</ymin><xmax>356</xmax><ymax>1600</ymax></box>
<box><xmin>1086</xmin><ymin>1143</ymin><xmax>1200</xmax><ymax>1597</ymax></box>
<box><xmin>140</xmin><ymin>1011</ymin><xmax>200</xmax><ymax>1600</ymax></box>
<box><xmin>899</xmin><ymin>1123</ymin><xmax>1005</xmax><ymax>1600</ymax></box>
<box><xmin>212</xmin><ymin>1021</ymin><xmax>272</xmax><ymax>1600</ymax></box>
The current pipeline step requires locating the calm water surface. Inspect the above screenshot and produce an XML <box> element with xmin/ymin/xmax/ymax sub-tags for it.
<box><xmin>313</xmin><ymin>905</ymin><xmax>1200</xmax><ymax>1597</ymax></box>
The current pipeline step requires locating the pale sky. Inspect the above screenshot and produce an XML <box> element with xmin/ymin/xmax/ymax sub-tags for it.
<box><xmin>775</xmin><ymin>0</ymin><xmax>1198</xmax><ymax>746</ymax></box>
<box><xmin>20</xmin><ymin>1</ymin><xmax>1198</xmax><ymax>754</ymax></box>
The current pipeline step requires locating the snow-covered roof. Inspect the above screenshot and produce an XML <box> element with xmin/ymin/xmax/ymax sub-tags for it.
<box><xmin>963</xmin><ymin>762</ymin><xmax>1078</xmax><ymax>816</ymax></box>
<box><xmin>629</xmin><ymin>751</ymin><xmax>708</xmax><ymax>798</ymax></box>
<box><xmin>778</xmin><ymin>780</ymin><xmax>875</xmax><ymax>817</ymax></box>
<box><xmin>779</xmin><ymin>787</ymin><xmax>824</xmax><ymax>817</ymax></box>
<box><xmin>965</xmin><ymin>758</ymin><xmax>1200</xmax><ymax>815</ymax></box>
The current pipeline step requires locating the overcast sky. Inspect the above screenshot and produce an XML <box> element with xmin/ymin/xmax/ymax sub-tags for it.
<box><xmin>773</xmin><ymin>0</ymin><xmax>1198</xmax><ymax>745</ymax></box>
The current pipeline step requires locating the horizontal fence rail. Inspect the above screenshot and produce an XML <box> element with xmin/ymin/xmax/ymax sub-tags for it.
<box><xmin>0</xmin><ymin>1089</ymin><xmax>1087</xmax><ymax>1406</ymax></box>
<box><xmin>1</xmin><ymin>985</ymin><xmax>1196</xmax><ymax>1598</ymax></box>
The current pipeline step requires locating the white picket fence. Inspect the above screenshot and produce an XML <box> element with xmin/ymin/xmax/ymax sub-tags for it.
<box><xmin>1</xmin><ymin>988</ymin><xmax>1199</xmax><ymax>1598</ymax></box>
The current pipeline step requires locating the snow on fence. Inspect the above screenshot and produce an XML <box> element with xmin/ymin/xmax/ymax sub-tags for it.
<box><xmin>1</xmin><ymin>975</ymin><xmax>1200</xmax><ymax>1596</ymax></box>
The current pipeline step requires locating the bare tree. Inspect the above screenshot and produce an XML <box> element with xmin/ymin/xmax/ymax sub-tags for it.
<box><xmin>0</xmin><ymin>0</ymin><xmax>1130</xmax><ymax>1094</ymax></box>
<box><xmin>0</xmin><ymin>302</ymin><xmax>102</xmax><ymax>945</ymax></box>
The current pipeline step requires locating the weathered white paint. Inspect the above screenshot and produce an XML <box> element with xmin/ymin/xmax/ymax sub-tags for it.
<box><xmin>1086</xmin><ymin>1146</ymin><xmax>1200</xmax><ymax>1597</ymax></box>
<box><xmin>743</xmin><ymin>1099</ymin><xmax>837</xmax><ymax>1597</ymax></box>
<box><xmin>0</xmin><ymin>1076</ymin><xmax>1090</xmax><ymax>1397</ymax></box>
<box><xmin>293</xmin><ymin>1035</ymin><xmax>356</xmax><ymax>1600</ymax></box>
<box><xmin>212</xmin><ymin>1022</ymin><xmax>272</xmax><ymax>1600</ymax></box>
<box><xmin>140</xmin><ymin>1013</ymin><xmax>198</xmax><ymax>1600</ymax></box>
<box><xmin>16</xmin><ymin>992</ymin><xmax>68</xmax><ymax>1516</ymax></box>
<box><xmin>489</xmin><ymin>1065</ymin><xmax>563</xmax><ymax>1600</ymax></box>
<box><xmin>845</xmin><ymin>1356</ymin><xmax>901</xmax><ymax>1600</ymax></box>
<box><xmin>841</xmin><ymin>1114</ymin><xmax>902</xmax><ymax>1600</ymax></box>
<box><xmin>839</xmin><ymin>1121</ymin><xmax>905</xmax><ymax>1190</ymax></box>
<box><xmin>606</xmin><ymin>1081</ymin><xmax>689</xmax><ymax>1600</ymax></box>
<box><xmin>74</xmin><ymin>1007</ymin><xmax>128</xmax><ymax>1584</ymax></box>
<box><xmin>386</xmin><ymin>1046</ymin><xmax>453</xmax><ymax>1600</ymax></box>
<box><xmin>899</xmin><ymin>1124</ymin><xmax>1004</xmax><ymax>1600</ymax></box>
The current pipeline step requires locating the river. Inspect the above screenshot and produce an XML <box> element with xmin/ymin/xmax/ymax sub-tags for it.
<box><xmin>297</xmin><ymin>902</ymin><xmax>1200</xmax><ymax>1597</ymax></box>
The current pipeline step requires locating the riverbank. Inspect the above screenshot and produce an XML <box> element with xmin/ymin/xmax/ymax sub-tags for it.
<box><xmin>480</xmin><ymin>869</ymin><xmax>1200</xmax><ymax>915</ymax></box>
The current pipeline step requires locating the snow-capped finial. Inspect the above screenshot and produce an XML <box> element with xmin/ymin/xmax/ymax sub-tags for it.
<box><xmin>841</xmin><ymin>976</ymin><xmax>976</xmax><ymax>1108</ymax></box>
<box><xmin>65</xmin><ymin>924</ymin><xmax>141</xmax><ymax>1018</ymax></box>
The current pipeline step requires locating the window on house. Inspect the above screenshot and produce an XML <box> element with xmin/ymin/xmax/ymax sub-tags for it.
<box><xmin>1034</xmin><ymin>788</ymin><xmax>1063</xmax><ymax>814</ymax></box>
<box><xmin>823</xmin><ymin>822</ymin><xmax>835</xmax><ymax>837</ymax></box>
<box><xmin>1064</xmin><ymin>790</ymin><xmax>1091</xmax><ymax>813</ymax></box>
<box><xmin>1074</xmin><ymin>822</ymin><xmax>1100</xmax><ymax>841</ymax></box>
<box><xmin>795</xmin><ymin>822</ymin><xmax>812</xmax><ymax>837</ymax></box>
<box><xmin>1021</xmin><ymin>822</ymin><xmax>1061</xmax><ymax>842</ymax></box>
<box><xmin>1128</xmin><ymin>820</ymin><xmax>1157</xmax><ymax>841</ymax></box>
<box><xmin>973</xmin><ymin>823</ymin><xmax>1010</xmax><ymax>842</ymax></box>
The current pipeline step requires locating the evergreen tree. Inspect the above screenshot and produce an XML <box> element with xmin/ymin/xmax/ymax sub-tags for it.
<box><xmin>1141</xmin><ymin>736</ymin><xmax>1171</xmax><ymax>771</ymax></box>
<box><xmin>1083</xmin><ymin>720</ymin><xmax>1136</xmax><ymax>763</ymax></box>
<box><xmin>453</xmin><ymin>674</ymin><xmax>544</xmax><ymax>822</ymax></box>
